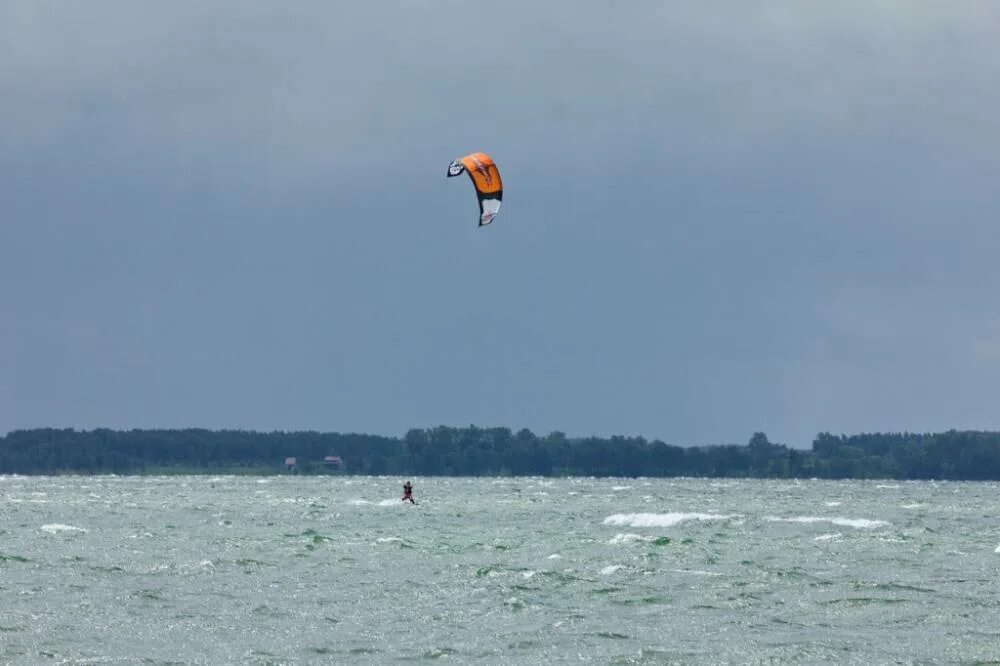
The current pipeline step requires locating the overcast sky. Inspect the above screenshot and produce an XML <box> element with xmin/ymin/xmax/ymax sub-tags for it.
<box><xmin>2</xmin><ymin>2</ymin><xmax>999</xmax><ymax>446</ymax></box>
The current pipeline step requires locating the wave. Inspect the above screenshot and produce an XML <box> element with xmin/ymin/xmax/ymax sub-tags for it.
<box><xmin>765</xmin><ymin>516</ymin><xmax>889</xmax><ymax>529</ymax></box>
<box><xmin>814</xmin><ymin>533</ymin><xmax>843</xmax><ymax>541</ymax></box>
<box><xmin>608</xmin><ymin>533</ymin><xmax>650</xmax><ymax>545</ymax></box>
<box><xmin>40</xmin><ymin>524</ymin><xmax>86</xmax><ymax>534</ymax></box>
<box><xmin>376</xmin><ymin>537</ymin><xmax>403</xmax><ymax>544</ymax></box>
<box><xmin>603</xmin><ymin>512</ymin><xmax>738</xmax><ymax>528</ymax></box>
<box><xmin>348</xmin><ymin>498</ymin><xmax>403</xmax><ymax>506</ymax></box>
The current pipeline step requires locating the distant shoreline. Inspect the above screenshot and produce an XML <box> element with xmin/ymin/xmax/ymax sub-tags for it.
<box><xmin>3</xmin><ymin>427</ymin><xmax>1000</xmax><ymax>481</ymax></box>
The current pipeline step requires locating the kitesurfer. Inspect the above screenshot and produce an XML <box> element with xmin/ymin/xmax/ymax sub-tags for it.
<box><xmin>402</xmin><ymin>481</ymin><xmax>415</xmax><ymax>504</ymax></box>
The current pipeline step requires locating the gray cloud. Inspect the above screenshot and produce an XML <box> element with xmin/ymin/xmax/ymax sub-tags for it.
<box><xmin>2</xmin><ymin>2</ymin><xmax>999</xmax><ymax>445</ymax></box>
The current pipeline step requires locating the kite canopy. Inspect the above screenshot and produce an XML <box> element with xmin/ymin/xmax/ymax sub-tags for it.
<box><xmin>447</xmin><ymin>152</ymin><xmax>503</xmax><ymax>226</ymax></box>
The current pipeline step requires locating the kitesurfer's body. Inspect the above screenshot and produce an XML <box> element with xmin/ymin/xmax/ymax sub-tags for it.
<box><xmin>402</xmin><ymin>481</ymin><xmax>415</xmax><ymax>504</ymax></box>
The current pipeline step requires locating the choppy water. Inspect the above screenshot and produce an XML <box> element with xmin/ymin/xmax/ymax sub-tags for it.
<box><xmin>2</xmin><ymin>476</ymin><xmax>999</xmax><ymax>664</ymax></box>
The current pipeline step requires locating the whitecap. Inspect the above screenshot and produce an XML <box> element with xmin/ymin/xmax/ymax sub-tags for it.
<box><xmin>876</xmin><ymin>484</ymin><xmax>900</xmax><ymax>489</ymax></box>
<box><xmin>825</xmin><ymin>501</ymin><xmax>842</xmax><ymax>507</ymax></box>
<box><xmin>603</xmin><ymin>512</ymin><xmax>738</xmax><ymax>528</ymax></box>
<box><xmin>178</xmin><ymin>560</ymin><xmax>216</xmax><ymax>574</ymax></box>
<box><xmin>814</xmin><ymin>533</ymin><xmax>842</xmax><ymax>541</ymax></box>
<box><xmin>608</xmin><ymin>533</ymin><xmax>649</xmax><ymax>545</ymax></box>
<box><xmin>522</xmin><ymin>571</ymin><xmax>536</xmax><ymax>579</ymax></box>
<box><xmin>611</xmin><ymin>486</ymin><xmax>633</xmax><ymax>491</ymax></box>
<box><xmin>901</xmin><ymin>503</ymin><xmax>923</xmax><ymax>509</ymax></box>
<box><xmin>376</xmin><ymin>537</ymin><xmax>403</xmax><ymax>544</ymax></box>
<box><xmin>765</xmin><ymin>516</ymin><xmax>889</xmax><ymax>529</ymax></box>
<box><xmin>547</xmin><ymin>554</ymin><xmax>562</xmax><ymax>560</ymax></box>
<box><xmin>599</xmin><ymin>565</ymin><xmax>623</xmax><ymax>575</ymax></box>
<box><xmin>41</xmin><ymin>524</ymin><xmax>86</xmax><ymax>534</ymax></box>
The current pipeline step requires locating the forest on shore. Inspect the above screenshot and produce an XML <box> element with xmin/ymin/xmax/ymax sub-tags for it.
<box><xmin>3</xmin><ymin>427</ymin><xmax>1000</xmax><ymax>480</ymax></box>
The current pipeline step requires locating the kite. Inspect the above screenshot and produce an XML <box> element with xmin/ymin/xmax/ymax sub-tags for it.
<box><xmin>447</xmin><ymin>152</ymin><xmax>503</xmax><ymax>227</ymax></box>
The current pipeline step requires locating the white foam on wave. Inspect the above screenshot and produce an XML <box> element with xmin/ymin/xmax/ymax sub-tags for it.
<box><xmin>825</xmin><ymin>501</ymin><xmax>842</xmax><ymax>507</ymax></box>
<box><xmin>350</xmin><ymin>498</ymin><xmax>402</xmax><ymax>506</ymax></box>
<box><xmin>766</xmin><ymin>516</ymin><xmax>889</xmax><ymax>529</ymax></box>
<box><xmin>814</xmin><ymin>532</ymin><xmax>842</xmax><ymax>541</ymax></box>
<box><xmin>876</xmin><ymin>484</ymin><xmax>901</xmax><ymax>489</ymax></box>
<box><xmin>603</xmin><ymin>512</ymin><xmax>738</xmax><ymax>528</ymax></box>
<box><xmin>608</xmin><ymin>533</ymin><xmax>650</xmax><ymax>545</ymax></box>
<box><xmin>547</xmin><ymin>553</ymin><xmax>562</xmax><ymax>560</ymax></box>
<box><xmin>176</xmin><ymin>559</ymin><xmax>216</xmax><ymax>575</ymax></box>
<box><xmin>611</xmin><ymin>486</ymin><xmax>633</xmax><ymax>491</ymax></box>
<box><xmin>994</xmin><ymin>544</ymin><xmax>1000</xmax><ymax>554</ymax></box>
<box><xmin>901</xmin><ymin>503</ymin><xmax>923</xmax><ymax>509</ymax></box>
<box><xmin>41</xmin><ymin>524</ymin><xmax>86</xmax><ymax>534</ymax></box>
<box><xmin>599</xmin><ymin>565</ymin><xmax>623</xmax><ymax>575</ymax></box>
<box><xmin>377</xmin><ymin>537</ymin><xmax>403</xmax><ymax>544</ymax></box>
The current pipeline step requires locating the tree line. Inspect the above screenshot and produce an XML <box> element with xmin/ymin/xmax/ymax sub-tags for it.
<box><xmin>2</xmin><ymin>427</ymin><xmax>1000</xmax><ymax>480</ymax></box>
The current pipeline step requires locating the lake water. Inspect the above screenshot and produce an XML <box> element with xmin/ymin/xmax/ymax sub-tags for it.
<box><xmin>2</xmin><ymin>476</ymin><xmax>999</xmax><ymax>664</ymax></box>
